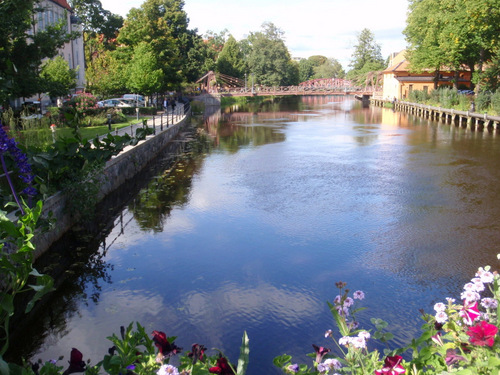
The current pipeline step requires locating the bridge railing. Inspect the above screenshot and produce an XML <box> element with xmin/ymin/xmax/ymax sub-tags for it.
<box><xmin>215</xmin><ymin>85</ymin><xmax>376</xmax><ymax>95</ymax></box>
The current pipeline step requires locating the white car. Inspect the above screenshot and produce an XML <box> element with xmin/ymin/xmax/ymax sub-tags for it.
<box><xmin>122</xmin><ymin>94</ymin><xmax>146</xmax><ymax>107</ymax></box>
<box><xmin>97</xmin><ymin>98</ymin><xmax>133</xmax><ymax>108</ymax></box>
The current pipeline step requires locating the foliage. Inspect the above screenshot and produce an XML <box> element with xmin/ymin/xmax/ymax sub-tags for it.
<box><xmin>2</xmin><ymin>323</ymin><xmax>250</xmax><ymax>375</ymax></box>
<box><xmin>127</xmin><ymin>42</ymin><xmax>165</xmax><ymax>95</ymax></box>
<box><xmin>404</xmin><ymin>0</ymin><xmax>500</xmax><ymax>90</ymax></box>
<box><xmin>273</xmin><ymin>259</ymin><xmax>500</xmax><ymax>375</ymax></box>
<box><xmin>347</xmin><ymin>29</ymin><xmax>385</xmax><ymax>86</ymax></box>
<box><xmin>217</xmin><ymin>35</ymin><xmax>246</xmax><ymax>79</ymax></box>
<box><xmin>39</xmin><ymin>56</ymin><xmax>78</xmax><ymax>99</ymax></box>
<box><xmin>0</xmin><ymin>0</ymin><xmax>79</xmax><ymax>104</ymax></box>
<box><xmin>244</xmin><ymin>22</ymin><xmax>298</xmax><ymax>87</ymax></box>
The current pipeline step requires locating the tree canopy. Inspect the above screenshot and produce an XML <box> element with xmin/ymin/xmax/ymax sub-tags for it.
<box><xmin>347</xmin><ymin>28</ymin><xmax>386</xmax><ymax>85</ymax></box>
<box><xmin>404</xmin><ymin>0</ymin><xmax>500</xmax><ymax>90</ymax></box>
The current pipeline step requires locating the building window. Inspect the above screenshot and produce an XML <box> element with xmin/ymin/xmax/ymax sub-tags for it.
<box><xmin>409</xmin><ymin>84</ymin><xmax>413</xmax><ymax>92</ymax></box>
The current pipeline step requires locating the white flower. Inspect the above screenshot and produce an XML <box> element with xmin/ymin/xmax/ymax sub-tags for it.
<box><xmin>446</xmin><ymin>297</ymin><xmax>456</xmax><ymax>304</ymax></box>
<box><xmin>350</xmin><ymin>336</ymin><xmax>366</xmax><ymax>349</ymax></box>
<box><xmin>358</xmin><ymin>331</ymin><xmax>370</xmax><ymax>340</ymax></box>
<box><xmin>434</xmin><ymin>302</ymin><xmax>446</xmax><ymax>312</ymax></box>
<box><xmin>157</xmin><ymin>364</ymin><xmax>179</xmax><ymax>375</ymax></box>
<box><xmin>338</xmin><ymin>336</ymin><xmax>351</xmax><ymax>346</ymax></box>
<box><xmin>480</xmin><ymin>271</ymin><xmax>494</xmax><ymax>284</ymax></box>
<box><xmin>481</xmin><ymin>297</ymin><xmax>498</xmax><ymax>309</ymax></box>
<box><xmin>460</xmin><ymin>290</ymin><xmax>480</xmax><ymax>303</ymax></box>
<box><xmin>435</xmin><ymin>311</ymin><xmax>448</xmax><ymax>324</ymax></box>
<box><xmin>353</xmin><ymin>290</ymin><xmax>365</xmax><ymax>300</ymax></box>
<box><xmin>333</xmin><ymin>295</ymin><xmax>342</xmax><ymax>304</ymax></box>
<box><xmin>325</xmin><ymin>329</ymin><xmax>333</xmax><ymax>338</ymax></box>
<box><xmin>344</xmin><ymin>297</ymin><xmax>354</xmax><ymax>307</ymax></box>
<box><xmin>470</xmin><ymin>278</ymin><xmax>485</xmax><ymax>292</ymax></box>
<box><xmin>463</xmin><ymin>282</ymin><xmax>477</xmax><ymax>292</ymax></box>
<box><xmin>323</xmin><ymin>358</ymin><xmax>342</xmax><ymax>370</ymax></box>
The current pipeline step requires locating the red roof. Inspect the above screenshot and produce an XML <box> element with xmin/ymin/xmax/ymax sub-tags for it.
<box><xmin>49</xmin><ymin>0</ymin><xmax>72</xmax><ymax>11</ymax></box>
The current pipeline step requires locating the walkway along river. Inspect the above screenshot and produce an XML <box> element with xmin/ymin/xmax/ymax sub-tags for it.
<box><xmin>8</xmin><ymin>95</ymin><xmax>500</xmax><ymax>375</ymax></box>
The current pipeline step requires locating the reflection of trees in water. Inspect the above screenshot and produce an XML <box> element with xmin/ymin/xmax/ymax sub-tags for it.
<box><xmin>7</xmin><ymin>127</ymin><xmax>204</xmax><ymax>364</ymax></box>
<box><xmin>130</xmin><ymin>156</ymin><xmax>205</xmax><ymax>232</ymax></box>
<box><xmin>7</xmin><ymin>233</ymin><xmax>112</xmax><ymax>363</ymax></box>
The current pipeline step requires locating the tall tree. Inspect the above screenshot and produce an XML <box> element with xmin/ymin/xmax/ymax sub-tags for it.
<box><xmin>347</xmin><ymin>28</ymin><xmax>385</xmax><ymax>85</ymax></box>
<box><xmin>0</xmin><ymin>0</ymin><xmax>77</xmax><ymax>104</ymax></box>
<box><xmin>127</xmin><ymin>42</ymin><xmax>164</xmax><ymax>95</ymax></box>
<box><xmin>40</xmin><ymin>55</ymin><xmax>78</xmax><ymax>98</ymax></box>
<box><xmin>245</xmin><ymin>22</ymin><xmax>295</xmax><ymax>87</ymax></box>
<box><xmin>216</xmin><ymin>35</ymin><xmax>246</xmax><ymax>78</ymax></box>
<box><xmin>117</xmin><ymin>0</ymin><xmax>192</xmax><ymax>91</ymax></box>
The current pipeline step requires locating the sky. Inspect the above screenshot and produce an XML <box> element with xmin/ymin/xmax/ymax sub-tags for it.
<box><xmin>99</xmin><ymin>0</ymin><xmax>409</xmax><ymax>69</ymax></box>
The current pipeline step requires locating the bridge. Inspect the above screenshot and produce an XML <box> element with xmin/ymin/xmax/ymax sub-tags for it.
<box><xmin>195</xmin><ymin>71</ymin><xmax>381</xmax><ymax>98</ymax></box>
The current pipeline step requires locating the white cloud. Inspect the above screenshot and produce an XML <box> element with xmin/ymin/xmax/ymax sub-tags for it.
<box><xmin>99</xmin><ymin>0</ymin><xmax>408</xmax><ymax>68</ymax></box>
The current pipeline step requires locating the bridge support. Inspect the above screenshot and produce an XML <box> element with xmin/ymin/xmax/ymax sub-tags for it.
<box><xmin>192</xmin><ymin>93</ymin><xmax>221</xmax><ymax>107</ymax></box>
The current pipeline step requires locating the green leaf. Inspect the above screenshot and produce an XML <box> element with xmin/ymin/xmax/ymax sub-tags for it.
<box><xmin>236</xmin><ymin>331</ymin><xmax>249</xmax><ymax>375</ymax></box>
<box><xmin>0</xmin><ymin>293</ymin><xmax>14</xmax><ymax>315</ymax></box>
<box><xmin>25</xmin><ymin>274</ymin><xmax>54</xmax><ymax>313</ymax></box>
<box><xmin>328</xmin><ymin>301</ymin><xmax>349</xmax><ymax>336</ymax></box>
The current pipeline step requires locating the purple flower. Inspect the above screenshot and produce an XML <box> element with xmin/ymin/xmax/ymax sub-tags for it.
<box><xmin>287</xmin><ymin>363</ymin><xmax>299</xmax><ymax>373</ymax></box>
<box><xmin>0</xmin><ymin>125</ymin><xmax>37</xmax><ymax>211</ymax></box>
<box><xmin>312</xmin><ymin>344</ymin><xmax>330</xmax><ymax>363</ymax></box>
<box><xmin>445</xmin><ymin>349</ymin><xmax>466</xmax><ymax>366</ymax></box>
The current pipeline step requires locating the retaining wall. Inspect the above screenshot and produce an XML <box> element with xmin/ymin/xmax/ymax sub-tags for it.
<box><xmin>32</xmin><ymin>111</ymin><xmax>191</xmax><ymax>259</ymax></box>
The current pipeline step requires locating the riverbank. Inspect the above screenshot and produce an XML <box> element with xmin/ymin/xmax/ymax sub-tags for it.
<box><xmin>371</xmin><ymin>98</ymin><xmax>500</xmax><ymax>130</ymax></box>
<box><xmin>32</xmin><ymin>106</ymin><xmax>192</xmax><ymax>259</ymax></box>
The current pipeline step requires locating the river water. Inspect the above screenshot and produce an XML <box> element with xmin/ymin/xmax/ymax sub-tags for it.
<box><xmin>9</xmin><ymin>95</ymin><xmax>500</xmax><ymax>374</ymax></box>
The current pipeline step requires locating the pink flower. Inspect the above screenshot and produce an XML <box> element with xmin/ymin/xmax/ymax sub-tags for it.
<box><xmin>466</xmin><ymin>320</ymin><xmax>498</xmax><ymax>347</ymax></box>
<box><xmin>460</xmin><ymin>301</ymin><xmax>481</xmax><ymax>325</ymax></box>
<box><xmin>375</xmin><ymin>355</ymin><xmax>405</xmax><ymax>375</ymax></box>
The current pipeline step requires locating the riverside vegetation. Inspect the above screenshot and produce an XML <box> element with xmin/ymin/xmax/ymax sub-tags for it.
<box><xmin>1</xmin><ymin>107</ymin><xmax>499</xmax><ymax>374</ymax></box>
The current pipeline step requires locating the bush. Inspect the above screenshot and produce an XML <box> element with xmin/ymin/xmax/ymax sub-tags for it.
<box><xmin>490</xmin><ymin>91</ymin><xmax>500</xmax><ymax>115</ymax></box>
<box><xmin>476</xmin><ymin>91</ymin><xmax>492</xmax><ymax>112</ymax></box>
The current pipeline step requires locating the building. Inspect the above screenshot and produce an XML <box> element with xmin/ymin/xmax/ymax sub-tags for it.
<box><xmin>382</xmin><ymin>50</ymin><xmax>472</xmax><ymax>100</ymax></box>
<box><xmin>15</xmin><ymin>0</ymin><xmax>85</xmax><ymax>111</ymax></box>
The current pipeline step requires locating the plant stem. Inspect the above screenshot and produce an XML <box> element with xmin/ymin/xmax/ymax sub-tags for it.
<box><xmin>0</xmin><ymin>154</ymin><xmax>25</xmax><ymax>215</ymax></box>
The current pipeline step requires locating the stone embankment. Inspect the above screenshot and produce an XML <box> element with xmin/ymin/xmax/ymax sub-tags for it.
<box><xmin>370</xmin><ymin>98</ymin><xmax>500</xmax><ymax>130</ymax></box>
<box><xmin>33</xmin><ymin>106</ymin><xmax>191</xmax><ymax>259</ymax></box>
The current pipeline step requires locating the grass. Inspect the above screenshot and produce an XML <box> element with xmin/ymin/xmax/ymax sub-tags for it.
<box><xmin>56</xmin><ymin>117</ymin><xmax>145</xmax><ymax>140</ymax></box>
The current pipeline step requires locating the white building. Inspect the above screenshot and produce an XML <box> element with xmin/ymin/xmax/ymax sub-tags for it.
<box><xmin>18</xmin><ymin>0</ymin><xmax>85</xmax><ymax>111</ymax></box>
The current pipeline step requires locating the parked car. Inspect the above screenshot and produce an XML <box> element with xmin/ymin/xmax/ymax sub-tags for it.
<box><xmin>122</xmin><ymin>94</ymin><xmax>146</xmax><ymax>107</ymax></box>
<box><xmin>97</xmin><ymin>98</ymin><xmax>133</xmax><ymax>108</ymax></box>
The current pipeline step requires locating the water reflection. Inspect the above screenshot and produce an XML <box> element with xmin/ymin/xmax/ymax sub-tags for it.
<box><xmin>8</xmin><ymin>96</ymin><xmax>500</xmax><ymax>375</ymax></box>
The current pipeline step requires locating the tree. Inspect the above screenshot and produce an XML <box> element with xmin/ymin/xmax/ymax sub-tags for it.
<box><xmin>245</xmin><ymin>22</ymin><xmax>295</xmax><ymax>87</ymax></box>
<box><xmin>127</xmin><ymin>42</ymin><xmax>164</xmax><ymax>95</ymax></box>
<box><xmin>404</xmin><ymin>0</ymin><xmax>500</xmax><ymax>90</ymax></box>
<box><xmin>117</xmin><ymin>0</ymin><xmax>193</xmax><ymax>90</ymax></box>
<box><xmin>298</xmin><ymin>59</ymin><xmax>314</xmax><ymax>82</ymax></box>
<box><xmin>347</xmin><ymin>28</ymin><xmax>385</xmax><ymax>85</ymax></box>
<box><xmin>40</xmin><ymin>56</ymin><xmax>78</xmax><ymax>98</ymax></box>
<box><xmin>0</xmin><ymin>0</ymin><xmax>77</xmax><ymax>104</ymax></box>
<box><xmin>216</xmin><ymin>35</ymin><xmax>246</xmax><ymax>78</ymax></box>
<box><xmin>312</xmin><ymin>58</ymin><xmax>345</xmax><ymax>79</ymax></box>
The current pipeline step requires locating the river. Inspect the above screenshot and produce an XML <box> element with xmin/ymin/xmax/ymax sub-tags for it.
<box><xmin>8</xmin><ymin>95</ymin><xmax>500</xmax><ymax>374</ymax></box>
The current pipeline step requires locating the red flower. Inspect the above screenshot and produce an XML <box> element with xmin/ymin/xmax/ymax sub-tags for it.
<box><xmin>152</xmin><ymin>331</ymin><xmax>183</xmax><ymax>358</ymax></box>
<box><xmin>208</xmin><ymin>356</ymin><xmax>235</xmax><ymax>375</ymax></box>
<box><xmin>375</xmin><ymin>355</ymin><xmax>405</xmax><ymax>375</ymax></box>
<box><xmin>187</xmin><ymin>343</ymin><xmax>207</xmax><ymax>364</ymax></box>
<box><xmin>312</xmin><ymin>344</ymin><xmax>330</xmax><ymax>363</ymax></box>
<box><xmin>466</xmin><ymin>320</ymin><xmax>498</xmax><ymax>347</ymax></box>
<box><xmin>62</xmin><ymin>348</ymin><xmax>86</xmax><ymax>375</ymax></box>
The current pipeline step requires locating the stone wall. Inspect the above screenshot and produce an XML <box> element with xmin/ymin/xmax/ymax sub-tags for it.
<box><xmin>32</xmin><ymin>112</ymin><xmax>191</xmax><ymax>259</ymax></box>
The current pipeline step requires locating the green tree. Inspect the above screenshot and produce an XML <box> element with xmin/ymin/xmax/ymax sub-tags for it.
<box><xmin>40</xmin><ymin>55</ymin><xmax>78</xmax><ymax>98</ymax></box>
<box><xmin>216</xmin><ymin>35</ymin><xmax>246</xmax><ymax>78</ymax></box>
<box><xmin>117</xmin><ymin>0</ymin><xmax>193</xmax><ymax>90</ymax></box>
<box><xmin>347</xmin><ymin>28</ymin><xmax>385</xmax><ymax>85</ymax></box>
<box><xmin>404</xmin><ymin>0</ymin><xmax>500</xmax><ymax>90</ymax></box>
<box><xmin>0</xmin><ymin>0</ymin><xmax>77</xmax><ymax>104</ymax></box>
<box><xmin>313</xmin><ymin>58</ymin><xmax>345</xmax><ymax>79</ymax></box>
<box><xmin>299</xmin><ymin>59</ymin><xmax>314</xmax><ymax>82</ymax></box>
<box><xmin>245</xmin><ymin>22</ymin><xmax>295</xmax><ymax>87</ymax></box>
<box><xmin>127</xmin><ymin>42</ymin><xmax>164</xmax><ymax>95</ymax></box>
